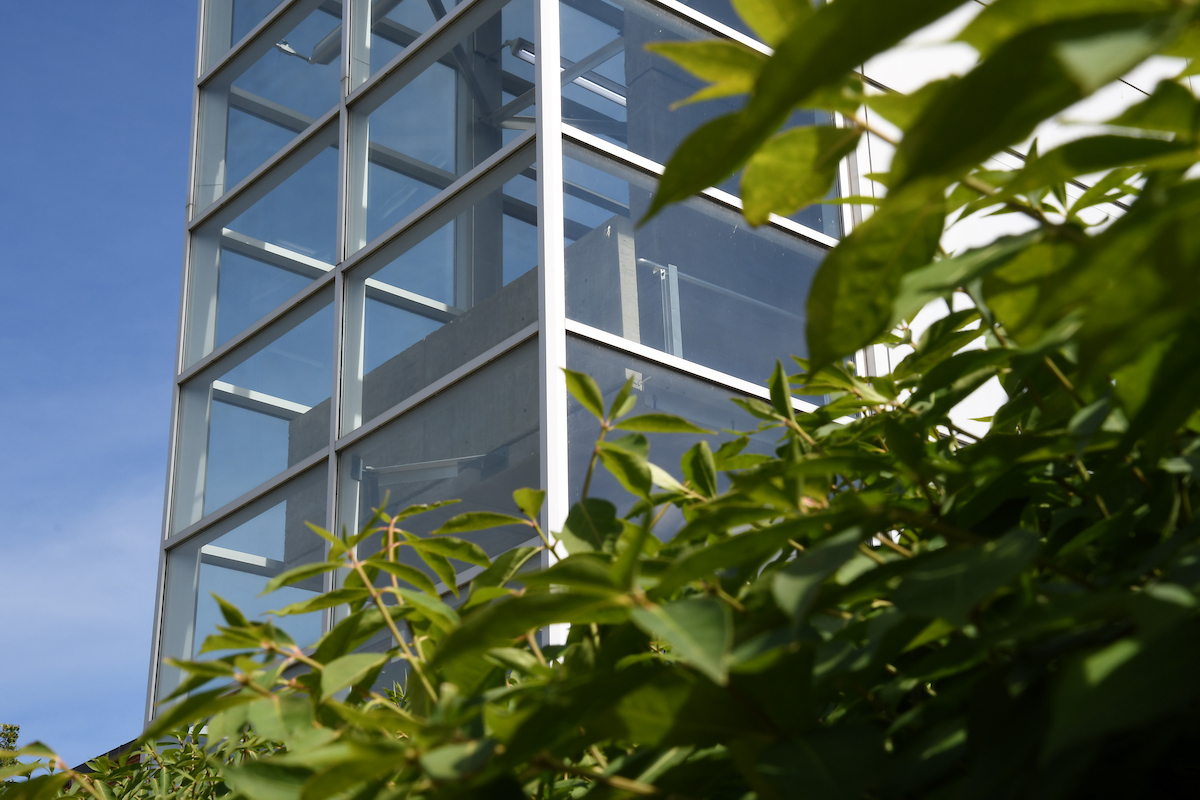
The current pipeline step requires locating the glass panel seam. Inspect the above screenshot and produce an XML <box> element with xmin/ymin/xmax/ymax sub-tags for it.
<box><xmin>165</xmin><ymin>450</ymin><xmax>332</xmax><ymax>551</ymax></box>
<box><xmin>565</xmin><ymin>320</ymin><xmax>822</xmax><ymax>414</ymax></box>
<box><xmin>334</xmin><ymin>321</ymin><xmax>539</xmax><ymax>452</ymax></box>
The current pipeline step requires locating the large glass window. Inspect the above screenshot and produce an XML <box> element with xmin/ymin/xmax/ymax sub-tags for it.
<box><xmin>563</xmin><ymin>145</ymin><xmax>827</xmax><ymax>386</ymax></box>
<box><xmin>186</xmin><ymin>126</ymin><xmax>339</xmax><ymax>367</ymax></box>
<box><xmin>337</xmin><ymin>340</ymin><xmax>540</xmax><ymax>587</ymax></box>
<box><xmin>347</xmin><ymin>0</ymin><xmax>535</xmax><ymax>253</ymax></box>
<box><xmin>567</xmin><ymin>336</ymin><xmax>782</xmax><ymax>534</ymax></box>
<box><xmin>341</xmin><ymin>145</ymin><xmax>538</xmax><ymax>432</ymax></box>
<box><xmin>195</xmin><ymin>3</ymin><xmax>342</xmax><ymax>212</ymax></box>
<box><xmin>174</xmin><ymin>292</ymin><xmax>334</xmax><ymax>533</ymax></box>
<box><xmin>559</xmin><ymin>0</ymin><xmax>839</xmax><ymax>235</ymax></box>
<box><xmin>157</xmin><ymin>466</ymin><xmax>328</xmax><ymax>702</ymax></box>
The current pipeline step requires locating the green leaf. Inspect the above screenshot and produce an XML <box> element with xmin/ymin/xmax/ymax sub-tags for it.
<box><xmin>615</xmin><ymin>413</ymin><xmax>714</xmax><ymax>434</ymax></box>
<box><xmin>741</xmin><ymin>126</ymin><xmax>862</xmax><ymax>225</ymax></box>
<box><xmin>630</xmin><ymin>598</ymin><xmax>734</xmax><ymax>685</ymax></box>
<box><xmin>214</xmin><ymin>593</ymin><xmax>249</xmax><ymax>628</ymax></box>
<box><xmin>433</xmin><ymin>511</ymin><xmax>526</xmax><ymax>535</ymax></box>
<box><xmin>146</xmin><ymin>687</ymin><xmax>258</xmax><ymax>739</ymax></box>
<box><xmin>512</xmin><ymin>488</ymin><xmax>545</xmax><ymax>520</ymax></box>
<box><xmin>893</xmin><ymin>308</ymin><xmax>982</xmax><ymax>380</ymax></box>
<box><xmin>894</xmin><ymin>12</ymin><xmax>1182</xmax><ymax>188</ymax></box>
<box><xmin>1004</xmin><ymin>135</ymin><xmax>1194</xmax><ymax>197</ymax></box>
<box><xmin>958</xmin><ymin>0</ymin><xmax>1175</xmax><ymax>57</ymax></box>
<box><xmin>732</xmin><ymin>0</ymin><xmax>814</xmax><ymax>47</ymax></box>
<box><xmin>393</xmin><ymin>586</ymin><xmax>461</xmax><ymax>631</ymax></box>
<box><xmin>272</xmin><ymin>588</ymin><xmax>370</xmax><ymax>616</ymax></box>
<box><xmin>772</xmin><ymin>527</ymin><xmax>864</xmax><ymax>621</ymax></box>
<box><xmin>224</xmin><ymin>760</ymin><xmax>310</xmax><ymax>800</ymax></box>
<box><xmin>646</xmin><ymin>40</ymin><xmax>767</xmax><ymax>106</ymax></box>
<box><xmin>598</xmin><ymin>441</ymin><xmax>654</xmax><ymax>498</ymax></box>
<box><xmin>1112</xmin><ymin>78</ymin><xmax>1200</xmax><ymax>137</ymax></box>
<box><xmin>645</xmin><ymin>0</ymin><xmax>971</xmax><ymax>222</ymax></box>
<box><xmin>409</xmin><ymin>535</ymin><xmax>493</xmax><ymax>568</ymax></box>
<box><xmin>893</xmin><ymin>528</ymin><xmax>1041</xmax><ymax>625</ymax></box>
<box><xmin>564</xmin><ymin>368</ymin><xmax>605</xmax><ymax>420</ymax></box>
<box><xmin>472</xmin><ymin>546</ymin><xmax>540</xmax><ymax>589</ymax></box>
<box><xmin>521</xmin><ymin>554</ymin><xmax>622</xmax><ymax>595</ymax></box>
<box><xmin>560</xmin><ymin>498</ymin><xmax>625</xmax><ymax>554</ymax></box>
<box><xmin>413</xmin><ymin>546</ymin><xmax>458</xmax><ymax>595</ymax></box>
<box><xmin>864</xmin><ymin>79</ymin><xmax>955</xmax><ymax>131</ymax></box>
<box><xmin>321</xmin><ymin>653</ymin><xmax>390</xmax><ymax>700</ymax></box>
<box><xmin>263</xmin><ymin>561</ymin><xmax>340</xmax><ymax>595</ymax></box>
<box><xmin>371</xmin><ymin>560</ymin><xmax>439</xmax><ymax>596</ymax></box>
<box><xmin>420</xmin><ymin>739</ymin><xmax>497</xmax><ymax>782</ymax></box>
<box><xmin>806</xmin><ymin>180</ymin><xmax>946</xmax><ymax>369</ymax></box>
<box><xmin>682</xmin><ymin>441</ymin><xmax>719</xmax><ymax>498</ymax></box>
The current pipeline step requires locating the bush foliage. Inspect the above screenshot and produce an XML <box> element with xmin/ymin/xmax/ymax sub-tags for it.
<box><xmin>7</xmin><ymin>0</ymin><xmax>1200</xmax><ymax>797</ymax></box>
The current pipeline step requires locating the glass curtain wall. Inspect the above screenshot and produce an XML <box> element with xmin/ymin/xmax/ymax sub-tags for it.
<box><xmin>149</xmin><ymin>0</ymin><xmax>847</xmax><ymax>718</ymax></box>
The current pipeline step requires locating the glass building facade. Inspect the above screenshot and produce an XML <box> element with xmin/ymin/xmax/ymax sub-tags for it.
<box><xmin>146</xmin><ymin>0</ymin><xmax>852</xmax><ymax>718</ymax></box>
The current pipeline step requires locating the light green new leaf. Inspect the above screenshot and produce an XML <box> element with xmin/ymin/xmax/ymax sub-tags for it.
<box><xmin>615</xmin><ymin>413</ymin><xmax>714</xmax><ymax>434</ymax></box>
<box><xmin>392</xmin><ymin>586</ymin><xmax>461</xmax><ymax>631</ymax></box>
<box><xmin>272</xmin><ymin>588</ymin><xmax>371</xmax><ymax>617</ymax></box>
<box><xmin>321</xmin><ymin>653</ymin><xmax>390</xmax><ymax>700</ymax></box>
<box><xmin>1004</xmin><ymin>135</ymin><xmax>1194</xmax><ymax>198</ymax></box>
<box><xmin>472</xmin><ymin>545</ymin><xmax>540</xmax><ymax>589</ymax></box>
<box><xmin>894</xmin><ymin>12</ymin><xmax>1181</xmax><ymax>189</ymax></box>
<box><xmin>631</xmin><ymin>597</ymin><xmax>734</xmax><ymax>685</ymax></box>
<box><xmin>682</xmin><ymin>440</ymin><xmax>718</xmax><ymax>498</ymax></box>
<box><xmin>865</xmin><ymin>79</ymin><xmax>956</xmax><ymax>131</ymax></box>
<box><xmin>741</xmin><ymin>126</ymin><xmax>861</xmax><ymax>225</ymax></box>
<box><xmin>959</xmin><ymin>0</ymin><xmax>1174</xmax><ymax>57</ymax></box>
<box><xmin>645</xmin><ymin>0</ymin><xmax>971</xmax><ymax>221</ymax></box>
<box><xmin>413</xmin><ymin>547</ymin><xmax>458</xmax><ymax>596</ymax></box>
<box><xmin>732</xmin><ymin>0</ymin><xmax>814</xmax><ymax>47</ymax></box>
<box><xmin>564</xmin><ymin>368</ymin><xmax>606</xmax><ymax>420</ymax></box>
<box><xmin>646</xmin><ymin>40</ymin><xmax>767</xmax><ymax>106</ymax></box>
<box><xmin>214</xmin><ymin>593</ymin><xmax>249</xmax><ymax>628</ymax></box>
<box><xmin>807</xmin><ymin>179</ymin><xmax>946</xmax><ymax>369</ymax></box>
<box><xmin>513</xmin><ymin>487</ymin><xmax>546</xmax><ymax>520</ymax></box>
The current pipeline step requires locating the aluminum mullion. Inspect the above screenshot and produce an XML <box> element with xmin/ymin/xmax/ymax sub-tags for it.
<box><xmin>333</xmin><ymin>321</ymin><xmax>539</xmax><ymax>452</ymax></box>
<box><xmin>565</xmin><ymin>319</ymin><xmax>822</xmax><ymax>414</ymax></box>
<box><xmin>561</xmin><ymin>125</ymin><xmax>840</xmax><ymax>250</ymax></box>
<box><xmin>164</xmin><ymin>448</ymin><xmax>331</xmax><ymax>552</ymax></box>
<box><xmin>633</xmin><ymin>0</ymin><xmax>768</xmax><ymax>54</ymax></box>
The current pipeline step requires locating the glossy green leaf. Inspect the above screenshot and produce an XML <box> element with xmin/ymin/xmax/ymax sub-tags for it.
<box><xmin>958</xmin><ymin>0</ymin><xmax>1174</xmax><ymax>57</ymax></box>
<box><xmin>732</xmin><ymin>0</ymin><xmax>814</xmax><ymax>47</ymax></box>
<box><xmin>224</xmin><ymin>761</ymin><xmax>310</xmax><ymax>800</ymax></box>
<box><xmin>646</xmin><ymin>40</ymin><xmax>767</xmax><ymax>106</ymax></box>
<box><xmin>598</xmin><ymin>440</ymin><xmax>654</xmax><ymax>498</ymax></box>
<box><xmin>564</xmin><ymin>368</ymin><xmax>606</xmax><ymax>420</ymax></box>
<box><xmin>409</xmin><ymin>536</ymin><xmax>492</xmax><ymax>568</ymax></box>
<box><xmin>512</xmin><ymin>487</ymin><xmax>546</xmax><ymax>520</ymax></box>
<box><xmin>372</xmin><ymin>560</ymin><xmax>439</xmax><ymax>596</ymax></box>
<box><xmin>741</xmin><ymin>126</ymin><xmax>861</xmax><ymax>225</ymax></box>
<box><xmin>631</xmin><ymin>598</ymin><xmax>733</xmax><ymax>684</ymax></box>
<box><xmin>560</xmin><ymin>498</ymin><xmax>625</xmax><ymax>554</ymax></box>
<box><xmin>321</xmin><ymin>653</ymin><xmax>391</xmax><ymax>700</ymax></box>
<box><xmin>472</xmin><ymin>545</ymin><xmax>540</xmax><ymax>589</ymax></box>
<box><xmin>772</xmin><ymin>527</ymin><xmax>864</xmax><ymax>620</ymax></box>
<box><xmin>433</xmin><ymin>511</ymin><xmax>526</xmax><ymax>535</ymax></box>
<box><xmin>615</xmin><ymin>413</ymin><xmax>714</xmax><ymax>434</ymax></box>
<box><xmin>271</xmin><ymin>588</ymin><xmax>371</xmax><ymax>617</ymax></box>
<box><xmin>682</xmin><ymin>440</ymin><xmax>719</xmax><ymax>498</ymax></box>
<box><xmin>263</xmin><ymin>561</ymin><xmax>341</xmax><ymax>595</ymax></box>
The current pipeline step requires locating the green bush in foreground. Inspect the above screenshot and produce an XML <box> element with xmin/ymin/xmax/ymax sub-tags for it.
<box><xmin>8</xmin><ymin>0</ymin><xmax>1200</xmax><ymax>797</ymax></box>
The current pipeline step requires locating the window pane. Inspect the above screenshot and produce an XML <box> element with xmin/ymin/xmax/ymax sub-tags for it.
<box><xmin>566</xmin><ymin>336</ymin><xmax>780</xmax><ymax>535</ymax></box>
<box><xmin>368</xmin><ymin>0</ymin><xmax>456</xmax><ymax>76</ymax></box>
<box><xmin>337</xmin><ymin>340</ymin><xmax>540</xmax><ymax>588</ymax></box>
<box><xmin>559</xmin><ymin>0</ymin><xmax>839</xmax><ymax>235</ymax></box>
<box><xmin>195</xmin><ymin>4</ymin><xmax>342</xmax><ymax>212</ymax></box>
<box><xmin>186</xmin><ymin>129</ymin><xmax>338</xmax><ymax>366</ymax></box>
<box><xmin>342</xmin><ymin>150</ymin><xmax>539</xmax><ymax>432</ymax></box>
<box><xmin>202</xmin><ymin>0</ymin><xmax>291</xmax><ymax>71</ymax></box>
<box><xmin>563</xmin><ymin>147</ymin><xmax>828</xmax><ymax>387</ymax></box>
<box><xmin>157</xmin><ymin>466</ymin><xmax>327</xmax><ymax>702</ymax></box>
<box><xmin>350</xmin><ymin>0</ymin><xmax>536</xmax><ymax>252</ymax></box>
<box><xmin>174</xmin><ymin>294</ymin><xmax>334</xmax><ymax>532</ymax></box>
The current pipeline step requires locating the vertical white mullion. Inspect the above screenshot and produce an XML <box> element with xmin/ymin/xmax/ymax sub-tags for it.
<box><xmin>535</xmin><ymin>0</ymin><xmax>568</xmax><ymax>615</ymax></box>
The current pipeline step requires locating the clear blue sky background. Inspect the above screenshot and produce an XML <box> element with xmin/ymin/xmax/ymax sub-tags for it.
<box><xmin>0</xmin><ymin>1</ymin><xmax>197</xmax><ymax>766</ymax></box>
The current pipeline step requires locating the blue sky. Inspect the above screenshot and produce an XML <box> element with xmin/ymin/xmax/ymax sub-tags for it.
<box><xmin>0</xmin><ymin>1</ymin><xmax>196</xmax><ymax>766</ymax></box>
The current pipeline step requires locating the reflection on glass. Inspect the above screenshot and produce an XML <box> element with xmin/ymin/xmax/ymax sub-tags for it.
<box><xmin>174</xmin><ymin>295</ymin><xmax>334</xmax><ymax>532</ymax></box>
<box><xmin>350</xmin><ymin>0</ymin><xmax>535</xmax><ymax>251</ymax></box>
<box><xmin>338</xmin><ymin>340</ymin><xmax>540</xmax><ymax>587</ymax></box>
<box><xmin>567</xmin><ymin>336</ymin><xmax>780</xmax><ymax>534</ymax></box>
<box><xmin>559</xmin><ymin>0</ymin><xmax>839</xmax><ymax>235</ymax></box>
<box><xmin>186</xmin><ymin>130</ymin><xmax>338</xmax><ymax>366</ymax></box>
<box><xmin>563</xmin><ymin>148</ymin><xmax>827</xmax><ymax>386</ymax></box>
<box><xmin>342</xmin><ymin>151</ymin><xmax>538</xmax><ymax>431</ymax></box>
<box><xmin>195</xmin><ymin>4</ymin><xmax>341</xmax><ymax>212</ymax></box>
<box><xmin>202</xmin><ymin>0</ymin><xmax>291</xmax><ymax>70</ymax></box>
<box><xmin>157</xmin><ymin>466</ymin><xmax>327</xmax><ymax>702</ymax></box>
<box><xmin>368</xmin><ymin>0</ymin><xmax>455</xmax><ymax>76</ymax></box>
